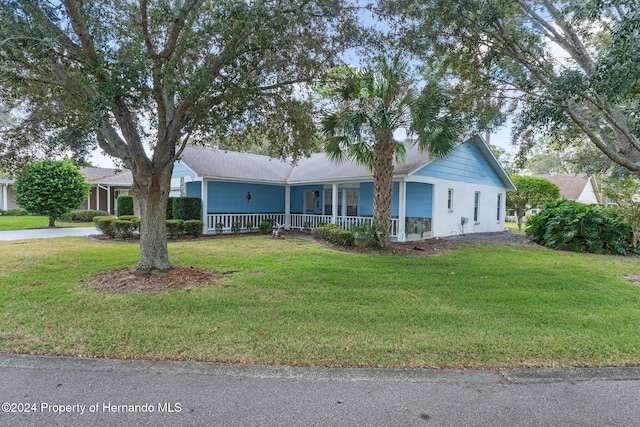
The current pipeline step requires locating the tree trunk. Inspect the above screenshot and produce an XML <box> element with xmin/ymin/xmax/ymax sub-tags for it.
<box><xmin>48</xmin><ymin>215</ymin><xmax>55</xmax><ymax>227</ymax></box>
<box><xmin>131</xmin><ymin>166</ymin><xmax>173</xmax><ymax>276</ymax></box>
<box><xmin>372</xmin><ymin>136</ymin><xmax>395</xmax><ymax>248</ymax></box>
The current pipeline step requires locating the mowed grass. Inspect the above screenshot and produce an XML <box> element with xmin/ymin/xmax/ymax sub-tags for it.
<box><xmin>0</xmin><ymin>216</ymin><xmax>94</xmax><ymax>230</ymax></box>
<box><xmin>1</xmin><ymin>236</ymin><xmax>640</xmax><ymax>369</ymax></box>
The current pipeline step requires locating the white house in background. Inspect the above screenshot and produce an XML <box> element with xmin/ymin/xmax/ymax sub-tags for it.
<box><xmin>171</xmin><ymin>135</ymin><xmax>516</xmax><ymax>241</ymax></box>
<box><xmin>533</xmin><ymin>174</ymin><xmax>602</xmax><ymax>204</ymax></box>
<box><xmin>0</xmin><ymin>176</ymin><xmax>18</xmax><ymax>211</ymax></box>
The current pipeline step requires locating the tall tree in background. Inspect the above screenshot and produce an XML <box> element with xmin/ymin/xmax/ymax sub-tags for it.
<box><xmin>321</xmin><ymin>55</ymin><xmax>462</xmax><ymax>247</ymax></box>
<box><xmin>506</xmin><ymin>175</ymin><xmax>560</xmax><ymax>231</ymax></box>
<box><xmin>0</xmin><ymin>1</ymin><xmax>358</xmax><ymax>275</ymax></box>
<box><xmin>15</xmin><ymin>160</ymin><xmax>90</xmax><ymax>227</ymax></box>
<box><xmin>385</xmin><ymin>1</ymin><xmax>640</xmax><ymax>178</ymax></box>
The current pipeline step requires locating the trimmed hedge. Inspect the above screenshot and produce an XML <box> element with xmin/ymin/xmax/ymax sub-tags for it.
<box><xmin>117</xmin><ymin>215</ymin><xmax>140</xmax><ymax>231</ymax></box>
<box><xmin>526</xmin><ymin>199</ymin><xmax>638</xmax><ymax>255</ymax></box>
<box><xmin>117</xmin><ymin>195</ymin><xmax>134</xmax><ymax>216</ymax></box>
<box><xmin>166</xmin><ymin>219</ymin><xmax>184</xmax><ymax>238</ymax></box>
<box><xmin>93</xmin><ymin>216</ymin><xmax>117</xmax><ymax>238</ymax></box>
<box><xmin>312</xmin><ymin>223</ymin><xmax>355</xmax><ymax>247</ymax></box>
<box><xmin>62</xmin><ymin>209</ymin><xmax>110</xmax><ymax>222</ymax></box>
<box><xmin>166</xmin><ymin>197</ymin><xmax>177</xmax><ymax>220</ymax></box>
<box><xmin>112</xmin><ymin>219</ymin><xmax>136</xmax><ymax>239</ymax></box>
<box><xmin>172</xmin><ymin>197</ymin><xmax>201</xmax><ymax>221</ymax></box>
<box><xmin>184</xmin><ymin>220</ymin><xmax>203</xmax><ymax>237</ymax></box>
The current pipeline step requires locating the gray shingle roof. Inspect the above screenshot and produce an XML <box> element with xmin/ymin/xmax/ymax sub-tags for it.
<box><xmin>79</xmin><ymin>167</ymin><xmax>132</xmax><ymax>185</ymax></box>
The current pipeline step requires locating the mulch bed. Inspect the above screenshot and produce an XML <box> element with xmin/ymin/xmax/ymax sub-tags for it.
<box><xmin>85</xmin><ymin>230</ymin><xmax>537</xmax><ymax>294</ymax></box>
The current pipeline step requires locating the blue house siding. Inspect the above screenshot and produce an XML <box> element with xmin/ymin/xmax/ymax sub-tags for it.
<box><xmin>185</xmin><ymin>181</ymin><xmax>201</xmax><ymax>198</ymax></box>
<box><xmin>406</xmin><ymin>182</ymin><xmax>432</xmax><ymax>218</ymax></box>
<box><xmin>359</xmin><ymin>182</ymin><xmax>400</xmax><ymax>216</ymax></box>
<box><xmin>414</xmin><ymin>141</ymin><xmax>503</xmax><ymax>187</ymax></box>
<box><xmin>173</xmin><ymin>161</ymin><xmax>195</xmax><ymax>178</ymax></box>
<box><xmin>290</xmin><ymin>185</ymin><xmax>324</xmax><ymax>214</ymax></box>
<box><xmin>206</xmin><ymin>181</ymin><xmax>285</xmax><ymax>213</ymax></box>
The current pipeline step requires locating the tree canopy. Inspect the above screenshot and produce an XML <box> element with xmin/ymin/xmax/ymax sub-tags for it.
<box><xmin>385</xmin><ymin>0</ymin><xmax>640</xmax><ymax>178</ymax></box>
<box><xmin>506</xmin><ymin>175</ymin><xmax>560</xmax><ymax>230</ymax></box>
<box><xmin>15</xmin><ymin>159</ymin><xmax>90</xmax><ymax>227</ymax></box>
<box><xmin>0</xmin><ymin>0</ymin><xmax>359</xmax><ymax>274</ymax></box>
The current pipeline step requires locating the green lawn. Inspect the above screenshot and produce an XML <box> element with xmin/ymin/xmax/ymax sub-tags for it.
<box><xmin>1</xmin><ymin>236</ymin><xmax>639</xmax><ymax>369</ymax></box>
<box><xmin>0</xmin><ymin>216</ymin><xmax>94</xmax><ymax>231</ymax></box>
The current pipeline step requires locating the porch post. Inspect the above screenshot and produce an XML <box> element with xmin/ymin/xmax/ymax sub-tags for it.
<box><xmin>341</xmin><ymin>188</ymin><xmax>347</xmax><ymax>218</ymax></box>
<box><xmin>96</xmin><ymin>185</ymin><xmax>101</xmax><ymax>212</ymax></box>
<box><xmin>201</xmin><ymin>179</ymin><xmax>208</xmax><ymax>234</ymax></box>
<box><xmin>285</xmin><ymin>185</ymin><xmax>291</xmax><ymax>230</ymax></box>
<box><xmin>398</xmin><ymin>179</ymin><xmax>407</xmax><ymax>242</ymax></box>
<box><xmin>2</xmin><ymin>183</ymin><xmax>7</xmax><ymax>211</ymax></box>
<box><xmin>87</xmin><ymin>192</ymin><xmax>91</xmax><ymax>210</ymax></box>
<box><xmin>107</xmin><ymin>185</ymin><xmax>111</xmax><ymax>214</ymax></box>
<box><xmin>331</xmin><ymin>183</ymin><xmax>338</xmax><ymax>225</ymax></box>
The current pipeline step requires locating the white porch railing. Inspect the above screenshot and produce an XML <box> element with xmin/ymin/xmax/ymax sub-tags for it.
<box><xmin>206</xmin><ymin>213</ymin><xmax>400</xmax><ymax>238</ymax></box>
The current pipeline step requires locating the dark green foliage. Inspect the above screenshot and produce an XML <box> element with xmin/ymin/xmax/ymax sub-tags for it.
<box><xmin>93</xmin><ymin>216</ymin><xmax>117</xmax><ymax>238</ymax></box>
<box><xmin>351</xmin><ymin>223</ymin><xmax>384</xmax><ymax>247</ymax></box>
<box><xmin>231</xmin><ymin>221</ymin><xmax>242</xmax><ymax>234</ymax></box>
<box><xmin>172</xmin><ymin>197</ymin><xmax>202</xmax><ymax>221</ymax></box>
<box><xmin>117</xmin><ymin>195</ymin><xmax>134</xmax><ymax>217</ymax></box>
<box><xmin>166</xmin><ymin>219</ymin><xmax>184</xmax><ymax>238</ymax></box>
<box><xmin>526</xmin><ymin>200</ymin><xmax>637</xmax><ymax>255</ymax></box>
<box><xmin>166</xmin><ymin>197</ymin><xmax>176</xmax><ymax>220</ymax></box>
<box><xmin>6</xmin><ymin>208</ymin><xmax>27</xmax><ymax>216</ymax></box>
<box><xmin>183</xmin><ymin>220</ymin><xmax>203</xmax><ymax>237</ymax></box>
<box><xmin>312</xmin><ymin>223</ymin><xmax>355</xmax><ymax>247</ymax></box>
<box><xmin>258</xmin><ymin>220</ymin><xmax>272</xmax><ymax>234</ymax></box>
<box><xmin>62</xmin><ymin>209</ymin><xmax>110</xmax><ymax>222</ymax></box>
<box><xmin>215</xmin><ymin>222</ymin><xmax>224</xmax><ymax>234</ymax></box>
<box><xmin>246</xmin><ymin>221</ymin><xmax>254</xmax><ymax>231</ymax></box>
<box><xmin>15</xmin><ymin>160</ymin><xmax>90</xmax><ymax>225</ymax></box>
<box><xmin>112</xmin><ymin>219</ymin><xmax>136</xmax><ymax>239</ymax></box>
<box><xmin>117</xmin><ymin>215</ymin><xmax>140</xmax><ymax>231</ymax></box>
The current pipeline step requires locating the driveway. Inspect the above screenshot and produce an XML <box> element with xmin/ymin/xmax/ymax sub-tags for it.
<box><xmin>0</xmin><ymin>227</ymin><xmax>99</xmax><ymax>241</ymax></box>
<box><xmin>1</xmin><ymin>354</ymin><xmax>640</xmax><ymax>426</ymax></box>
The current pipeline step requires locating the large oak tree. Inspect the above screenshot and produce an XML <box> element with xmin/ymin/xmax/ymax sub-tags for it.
<box><xmin>0</xmin><ymin>0</ymin><xmax>358</xmax><ymax>275</ymax></box>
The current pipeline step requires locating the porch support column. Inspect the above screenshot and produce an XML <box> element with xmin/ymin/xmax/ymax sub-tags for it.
<box><xmin>107</xmin><ymin>185</ymin><xmax>111</xmax><ymax>214</ymax></box>
<box><xmin>96</xmin><ymin>185</ymin><xmax>101</xmax><ymax>212</ymax></box>
<box><xmin>398</xmin><ymin>179</ymin><xmax>407</xmax><ymax>242</ymax></box>
<box><xmin>285</xmin><ymin>185</ymin><xmax>291</xmax><ymax>230</ymax></box>
<box><xmin>2</xmin><ymin>183</ymin><xmax>7</xmax><ymax>211</ymax></box>
<box><xmin>201</xmin><ymin>179</ymin><xmax>208</xmax><ymax>234</ymax></box>
<box><xmin>341</xmin><ymin>188</ymin><xmax>347</xmax><ymax>218</ymax></box>
<box><xmin>331</xmin><ymin>183</ymin><xmax>338</xmax><ymax>225</ymax></box>
<box><xmin>87</xmin><ymin>193</ymin><xmax>91</xmax><ymax>210</ymax></box>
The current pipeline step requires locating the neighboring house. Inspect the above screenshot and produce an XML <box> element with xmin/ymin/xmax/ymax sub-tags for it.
<box><xmin>533</xmin><ymin>173</ymin><xmax>602</xmax><ymax>204</ymax></box>
<box><xmin>506</xmin><ymin>173</ymin><xmax>602</xmax><ymax>222</ymax></box>
<box><xmin>79</xmin><ymin>167</ymin><xmax>133</xmax><ymax>215</ymax></box>
<box><xmin>1</xmin><ymin>167</ymin><xmax>133</xmax><ymax>215</ymax></box>
<box><xmin>172</xmin><ymin>135</ymin><xmax>516</xmax><ymax>241</ymax></box>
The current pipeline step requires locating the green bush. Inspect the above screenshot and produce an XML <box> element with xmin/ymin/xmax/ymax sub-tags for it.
<box><xmin>184</xmin><ymin>220</ymin><xmax>203</xmax><ymax>237</ymax></box>
<box><xmin>246</xmin><ymin>221</ymin><xmax>254</xmax><ymax>231</ymax></box>
<box><xmin>117</xmin><ymin>215</ymin><xmax>140</xmax><ymax>231</ymax></box>
<box><xmin>112</xmin><ymin>219</ymin><xmax>136</xmax><ymax>239</ymax></box>
<box><xmin>231</xmin><ymin>221</ymin><xmax>242</xmax><ymax>234</ymax></box>
<box><xmin>312</xmin><ymin>223</ymin><xmax>355</xmax><ymax>247</ymax></box>
<box><xmin>7</xmin><ymin>208</ymin><xmax>27</xmax><ymax>216</ymax></box>
<box><xmin>117</xmin><ymin>195</ymin><xmax>134</xmax><ymax>216</ymax></box>
<box><xmin>62</xmin><ymin>209</ymin><xmax>110</xmax><ymax>222</ymax></box>
<box><xmin>172</xmin><ymin>197</ymin><xmax>201</xmax><ymax>221</ymax></box>
<box><xmin>166</xmin><ymin>219</ymin><xmax>184</xmax><ymax>238</ymax></box>
<box><xmin>93</xmin><ymin>216</ymin><xmax>117</xmax><ymax>238</ymax></box>
<box><xmin>526</xmin><ymin>199</ymin><xmax>637</xmax><ymax>255</ymax></box>
<box><xmin>166</xmin><ymin>197</ymin><xmax>176</xmax><ymax>220</ymax></box>
<box><xmin>0</xmin><ymin>210</ymin><xmax>5</xmax><ymax>216</ymax></box>
<box><xmin>215</xmin><ymin>222</ymin><xmax>224</xmax><ymax>234</ymax></box>
<box><xmin>351</xmin><ymin>223</ymin><xmax>383</xmax><ymax>247</ymax></box>
<box><xmin>258</xmin><ymin>220</ymin><xmax>272</xmax><ymax>234</ymax></box>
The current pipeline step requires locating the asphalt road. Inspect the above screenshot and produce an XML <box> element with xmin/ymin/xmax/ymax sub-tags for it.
<box><xmin>0</xmin><ymin>227</ymin><xmax>99</xmax><ymax>241</ymax></box>
<box><xmin>1</xmin><ymin>354</ymin><xmax>639</xmax><ymax>426</ymax></box>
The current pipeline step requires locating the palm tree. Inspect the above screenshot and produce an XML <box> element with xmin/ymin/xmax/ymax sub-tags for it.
<box><xmin>321</xmin><ymin>55</ymin><xmax>463</xmax><ymax>247</ymax></box>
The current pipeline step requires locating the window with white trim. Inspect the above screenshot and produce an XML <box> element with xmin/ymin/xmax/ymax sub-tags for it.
<box><xmin>474</xmin><ymin>191</ymin><xmax>480</xmax><ymax>222</ymax></box>
<box><xmin>497</xmin><ymin>193</ymin><xmax>502</xmax><ymax>221</ymax></box>
<box><xmin>447</xmin><ymin>188</ymin><xmax>453</xmax><ymax>210</ymax></box>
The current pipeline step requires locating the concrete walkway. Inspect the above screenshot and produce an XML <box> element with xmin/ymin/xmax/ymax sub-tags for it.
<box><xmin>0</xmin><ymin>227</ymin><xmax>99</xmax><ymax>241</ymax></box>
<box><xmin>1</xmin><ymin>354</ymin><xmax>640</xmax><ymax>426</ymax></box>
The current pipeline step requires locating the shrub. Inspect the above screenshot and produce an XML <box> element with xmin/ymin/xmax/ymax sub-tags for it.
<box><xmin>231</xmin><ymin>221</ymin><xmax>242</xmax><ymax>234</ymax></box>
<box><xmin>62</xmin><ymin>209</ymin><xmax>110</xmax><ymax>222</ymax></box>
<box><xmin>172</xmin><ymin>197</ymin><xmax>202</xmax><ymax>221</ymax></box>
<box><xmin>93</xmin><ymin>216</ymin><xmax>117</xmax><ymax>238</ymax></box>
<box><xmin>117</xmin><ymin>195</ymin><xmax>134</xmax><ymax>216</ymax></box>
<box><xmin>166</xmin><ymin>219</ymin><xmax>184</xmax><ymax>238</ymax></box>
<box><xmin>526</xmin><ymin>199</ymin><xmax>637</xmax><ymax>255</ymax></box>
<box><xmin>0</xmin><ymin>210</ymin><xmax>5</xmax><ymax>216</ymax></box>
<box><xmin>351</xmin><ymin>223</ymin><xmax>383</xmax><ymax>247</ymax></box>
<box><xmin>184</xmin><ymin>220</ymin><xmax>203</xmax><ymax>237</ymax></box>
<box><xmin>112</xmin><ymin>219</ymin><xmax>136</xmax><ymax>239</ymax></box>
<box><xmin>258</xmin><ymin>220</ymin><xmax>272</xmax><ymax>234</ymax></box>
<box><xmin>246</xmin><ymin>221</ymin><xmax>253</xmax><ymax>231</ymax></box>
<box><xmin>166</xmin><ymin>196</ymin><xmax>176</xmax><ymax>220</ymax></box>
<box><xmin>7</xmin><ymin>208</ymin><xmax>27</xmax><ymax>216</ymax></box>
<box><xmin>117</xmin><ymin>215</ymin><xmax>140</xmax><ymax>231</ymax></box>
<box><xmin>215</xmin><ymin>222</ymin><xmax>224</xmax><ymax>234</ymax></box>
<box><xmin>312</xmin><ymin>223</ymin><xmax>355</xmax><ymax>247</ymax></box>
